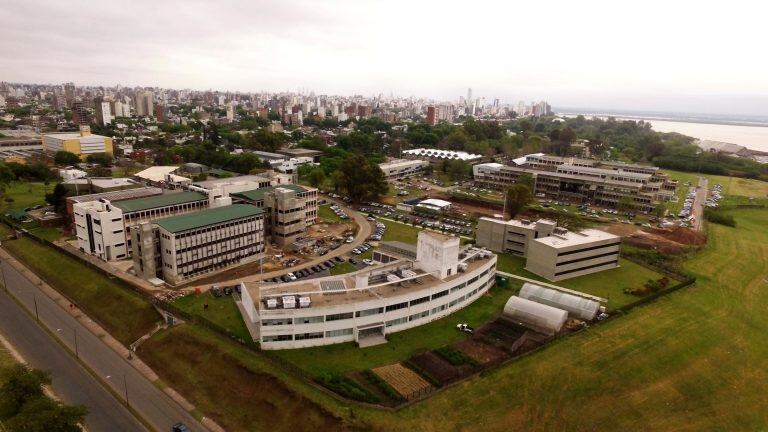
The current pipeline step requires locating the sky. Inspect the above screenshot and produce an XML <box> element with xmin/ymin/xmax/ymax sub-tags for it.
<box><xmin>3</xmin><ymin>0</ymin><xmax>768</xmax><ymax>116</ymax></box>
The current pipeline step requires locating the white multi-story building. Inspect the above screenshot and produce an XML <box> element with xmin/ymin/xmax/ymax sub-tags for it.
<box><xmin>379</xmin><ymin>159</ymin><xmax>429</xmax><ymax>180</ymax></box>
<box><xmin>73</xmin><ymin>191</ymin><xmax>210</xmax><ymax>261</ymax></box>
<box><xmin>240</xmin><ymin>231</ymin><xmax>497</xmax><ymax>350</ymax></box>
<box><xmin>525</xmin><ymin>229</ymin><xmax>621</xmax><ymax>281</ymax></box>
<box><xmin>476</xmin><ymin>218</ymin><xmax>557</xmax><ymax>256</ymax></box>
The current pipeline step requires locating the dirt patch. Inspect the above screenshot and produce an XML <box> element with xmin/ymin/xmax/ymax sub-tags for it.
<box><xmin>601</xmin><ymin>224</ymin><xmax>706</xmax><ymax>254</ymax></box>
<box><xmin>409</xmin><ymin>351</ymin><xmax>460</xmax><ymax>384</ymax></box>
<box><xmin>453</xmin><ymin>338</ymin><xmax>507</xmax><ymax>366</ymax></box>
<box><xmin>138</xmin><ymin>325</ymin><xmax>346</xmax><ymax>431</ymax></box>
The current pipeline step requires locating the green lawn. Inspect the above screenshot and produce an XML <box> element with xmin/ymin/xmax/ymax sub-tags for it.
<box><xmin>1</xmin><ymin>235</ymin><xmax>160</xmax><ymax>345</ymax></box>
<box><xmin>272</xmin><ymin>280</ymin><xmax>519</xmax><ymax>377</ymax></box>
<box><xmin>495</xmin><ymin>253</ymin><xmax>662</xmax><ymax>310</ymax></box>
<box><xmin>0</xmin><ymin>182</ymin><xmax>49</xmax><ymax>213</ymax></box>
<box><xmin>329</xmin><ymin>261</ymin><xmax>357</xmax><ymax>275</ymax></box>
<box><xmin>317</xmin><ymin>204</ymin><xmax>345</xmax><ymax>223</ymax></box>
<box><xmin>380</xmin><ymin>219</ymin><xmax>425</xmax><ymax>244</ymax></box>
<box><xmin>173</xmin><ymin>292</ymin><xmax>251</xmax><ymax>341</ymax></box>
<box><xmin>665</xmin><ymin>169</ymin><xmax>768</xmax><ymax>212</ymax></box>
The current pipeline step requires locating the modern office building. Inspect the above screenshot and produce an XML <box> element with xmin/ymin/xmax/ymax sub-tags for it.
<box><xmin>131</xmin><ymin>204</ymin><xmax>265</xmax><ymax>285</ymax></box>
<box><xmin>473</xmin><ymin>155</ymin><xmax>677</xmax><ymax>212</ymax></box>
<box><xmin>426</xmin><ymin>106</ymin><xmax>437</xmax><ymax>126</ymax></box>
<box><xmin>475</xmin><ymin>217</ymin><xmax>557</xmax><ymax>256</ymax></box>
<box><xmin>525</xmin><ymin>228</ymin><xmax>621</xmax><ymax>281</ymax></box>
<box><xmin>230</xmin><ymin>184</ymin><xmax>318</xmax><ymax>246</ymax></box>
<box><xmin>241</xmin><ymin>231</ymin><xmax>497</xmax><ymax>349</ymax></box>
<box><xmin>476</xmin><ymin>217</ymin><xmax>621</xmax><ymax>281</ymax></box>
<box><xmin>42</xmin><ymin>128</ymin><xmax>113</xmax><ymax>158</ymax></box>
<box><xmin>73</xmin><ymin>191</ymin><xmax>210</xmax><ymax>261</ymax></box>
<box><xmin>379</xmin><ymin>159</ymin><xmax>429</xmax><ymax>180</ymax></box>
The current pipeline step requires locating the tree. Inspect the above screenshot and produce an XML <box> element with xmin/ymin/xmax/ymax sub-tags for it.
<box><xmin>445</xmin><ymin>160</ymin><xmax>472</xmax><ymax>182</ymax></box>
<box><xmin>307</xmin><ymin>167</ymin><xmax>326</xmax><ymax>188</ymax></box>
<box><xmin>54</xmin><ymin>151</ymin><xmax>81</xmax><ymax>166</ymax></box>
<box><xmin>654</xmin><ymin>202</ymin><xmax>667</xmax><ymax>218</ymax></box>
<box><xmin>339</xmin><ymin>154</ymin><xmax>388</xmax><ymax>203</ymax></box>
<box><xmin>504</xmin><ymin>184</ymin><xmax>532</xmax><ymax>219</ymax></box>
<box><xmin>0</xmin><ymin>365</ymin><xmax>86</xmax><ymax>431</ymax></box>
<box><xmin>516</xmin><ymin>173</ymin><xmax>535</xmax><ymax>191</ymax></box>
<box><xmin>45</xmin><ymin>183</ymin><xmax>69</xmax><ymax>213</ymax></box>
<box><xmin>85</xmin><ymin>152</ymin><xmax>113</xmax><ymax>166</ymax></box>
<box><xmin>618</xmin><ymin>195</ymin><xmax>635</xmax><ymax>211</ymax></box>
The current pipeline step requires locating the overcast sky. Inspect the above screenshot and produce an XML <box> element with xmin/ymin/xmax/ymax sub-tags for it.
<box><xmin>3</xmin><ymin>0</ymin><xmax>768</xmax><ymax>115</ymax></box>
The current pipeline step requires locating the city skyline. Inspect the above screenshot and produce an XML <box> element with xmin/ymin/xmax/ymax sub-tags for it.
<box><xmin>2</xmin><ymin>0</ymin><xmax>768</xmax><ymax>116</ymax></box>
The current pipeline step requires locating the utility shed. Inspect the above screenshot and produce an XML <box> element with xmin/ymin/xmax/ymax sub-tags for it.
<box><xmin>519</xmin><ymin>282</ymin><xmax>601</xmax><ymax>321</ymax></box>
<box><xmin>502</xmin><ymin>296</ymin><xmax>567</xmax><ymax>335</ymax></box>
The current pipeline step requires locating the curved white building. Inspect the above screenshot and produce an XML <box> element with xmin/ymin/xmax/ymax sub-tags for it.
<box><xmin>240</xmin><ymin>231</ymin><xmax>497</xmax><ymax>350</ymax></box>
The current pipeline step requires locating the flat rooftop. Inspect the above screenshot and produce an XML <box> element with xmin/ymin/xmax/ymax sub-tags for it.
<box><xmin>112</xmin><ymin>191</ymin><xmax>207</xmax><ymax>213</ymax></box>
<box><xmin>250</xmin><ymin>252</ymin><xmax>492</xmax><ymax>310</ymax></box>
<box><xmin>64</xmin><ymin>177</ymin><xmax>140</xmax><ymax>189</ymax></box>
<box><xmin>230</xmin><ymin>184</ymin><xmax>307</xmax><ymax>202</ymax></box>
<box><xmin>532</xmin><ymin>228</ymin><xmax>619</xmax><ymax>248</ymax></box>
<box><xmin>43</xmin><ymin>132</ymin><xmax>108</xmax><ymax>140</ymax></box>
<box><xmin>557</xmin><ymin>164</ymin><xmax>653</xmax><ymax>180</ymax></box>
<box><xmin>67</xmin><ymin>187</ymin><xmax>163</xmax><ymax>204</ymax></box>
<box><xmin>154</xmin><ymin>204</ymin><xmax>264</xmax><ymax>233</ymax></box>
<box><xmin>193</xmin><ymin>174</ymin><xmax>271</xmax><ymax>190</ymax></box>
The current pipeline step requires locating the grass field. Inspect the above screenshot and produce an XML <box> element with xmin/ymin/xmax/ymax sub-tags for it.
<box><xmin>0</xmin><ymin>182</ymin><xmax>48</xmax><ymax>213</ymax></box>
<box><xmin>173</xmin><ymin>292</ymin><xmax>251</xmax><ymax>341</ymax></box>
<box><xmin>665</xmin><ymin>169</ymin><xmax>768</xmax><ymax>212</ymax></box>
<box><xmin>1</xmin><ymin>234</ymin><xmax>160</xmax><ymax>345</ymax></box>
<box><xmin>138</xmin><ymin>325</ymin><xmax>353</xmax><ymax>432</ymax></box>
<box><xmin>329</xmin><ymin>261</ymin><xmax>357</xmax><ymax>275</ymax></box>
<box><xmin>272</xmin><ymin>280</ymin><xmax>519</xmax><ymax>377</ymax></box>
<box><xmin>380</xmin><ymin>219</ymin><xmax>422</xmax><ymax>244</ymax></box>
<box><xmin>317</xmin><ymin>204</ymin><xmax>346</xmax><ymax>223</ymax></box>
<box><xmin>495</xmin><ymin>254</ymin><xmax>663</xmax><ymax>310</ymax></box>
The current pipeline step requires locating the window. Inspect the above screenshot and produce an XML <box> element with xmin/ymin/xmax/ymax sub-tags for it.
<box><xmin>431</xmin><ymin>289</ymin><xmax>448</xmax><ymax>300</ymax></box>
<box><xmin>409</xmin><ymin>296</ymin><xmax>430</xmax><ymax>307</ymax></box>
<box><xmin>294</xmin><ymin>332</ymin><xmax>324</xmax><ymax>340</ymax></box>
<box><xmin>325</xmin><ymin>328</ymin><xmax>353</xmax><ymax>338</ymax></box>
<box><xmin>325</xmin><ymin>312</ymin><xmax>353</xmax><ymax>322</ymax></box>
<box><xmin>431</xmin><ymin>304</ymin><xmax>447</xmax><ymax>314</ymax></box>
<box><xmin>409</xmin><ymin>310</ymin><xmax>429</xmax><ymax>321</ymax></box>
<box><xmin>295</xmin><ymin>316</ymin><xmax>324</xmax><ymax>324</ymax></box>
<box><xmin>355</xmin><ymin>307</ymin><xmax>383</xmax><ymax>318</ymax></box>
<box><xmin>450</xmin><ymin>282</ymin><xmax>466</xmax><ymax>293</ymax></box>
<box><xmin>262</xmin><ymin>318</ymin><xmax>292</xmax><ymax>326</ymax></box>
<box><xmin>262</xmin><ymin>334</ymin><xmax>293</xmax><ymax>342</ymax></box>
<box><xmin>385</xmin><ymin>317</ymin><xmax>408</xmax><ymax>327</ymax></box>
<box><xmin>385</xmin><ymin>301</ymin><xmax>408</xmax><ymax>312</ymax></box>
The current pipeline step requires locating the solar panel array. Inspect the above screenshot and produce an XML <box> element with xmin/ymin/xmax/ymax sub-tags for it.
<box><xmin>320</xmin><ymin>280</ymin><xmax>346</xmax><ymax>294</ymax></box>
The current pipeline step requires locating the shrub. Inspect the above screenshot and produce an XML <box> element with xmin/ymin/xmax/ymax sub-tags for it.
<box><xmin>434</xmin><ymin>347</ymin><xmax>479</xmax><ymax>367</ymax></box>
<box><xmin>362</xmin><ymin>370</ymin><xmax>405</xmax><ymax>402</ymax></box>
<box><xmin>704</xmin><ymin>209</ymin><xmax>736</xmax><ymax>227</ymax></box>
<box><xmin>316</xmin><ymin>373</ymin><xmax>379</xmax><ymax>403</ymax></box>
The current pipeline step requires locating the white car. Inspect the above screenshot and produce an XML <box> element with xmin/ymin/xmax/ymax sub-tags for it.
<box><xmin>345</xmin><ymin>236</ymin><xmax>353</xmax><ymax>243</ymax></box>
<box><xmin>362</xmin><ymin>259</ymin><xmax>375</xmax><ymax>266</ymax></box>
<box><xmin>287</xmin><ymin>272</ymin><xmax>297</xmax><ymax>281</ymax></box>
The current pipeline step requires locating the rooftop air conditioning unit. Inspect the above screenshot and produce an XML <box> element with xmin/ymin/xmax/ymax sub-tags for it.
<box><xmin>266</xmin><ymin>298</ymin><xmax>278</xmax><ymax>309</ymax></box>
<box><xmin>298</xmin><ymin>296</ymin><xmax>311</xmax><ymax>308</ymax></box>
<box><xmin>282</xmin><ymin>296</ymin><xmax>296</xmax><ymax>309</ymax></box>
<box><xmin>458</xmin><ymin>263</ymin><xmax>468</xmax><ymax>273</ymax></box>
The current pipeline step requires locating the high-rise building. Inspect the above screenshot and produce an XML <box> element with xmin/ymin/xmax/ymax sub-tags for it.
<box><xmin>426</xmin><ymin>106</ymin><xmax>437</xmax><ymax>126</ymax></box>
<box><xmin>71</xmin><ymin>101</ymin><xmax>89</xmax><ymax>125</ymax></box>
<box><xmin>134</xmin><ymin>91</ymin><xmax>153</xmax><ymax>117</ymax></box>
<box><xmin>64</xmin><ymin>83</ymin><xmax>75</xmax><ymax>108</ymax></box>
<box><xmin>94</xmin><ymin>99</ymin><xmax>112</xmax><ymax>125</ymax></box>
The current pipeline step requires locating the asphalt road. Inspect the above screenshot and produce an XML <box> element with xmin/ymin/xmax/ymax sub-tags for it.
<box><xmin>0</xmin><ymin>257</ymin><xmax>204</xmax><ymax>432</ymax></box>
<box><xmin>693</xmin><ymin>177</ymin><xmax>708</xmax><ymax>231</ymax></box>
<box><xmin>0</xmin><ymin>287</ymin><xmax>146</xmax><ymax>432</ymax></box>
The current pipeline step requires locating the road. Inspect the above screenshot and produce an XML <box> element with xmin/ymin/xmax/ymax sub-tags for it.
<box><xmin>693</xmin><ymin>176</ymin><xmax>708</xmax><ymax>231</ymax></box>
<box><xmin>0</xmin><ymin>255</ymin><xmax>205</xmax><ymax>432</ymax></box>
<box><xmin>0</xmin><ymin>288</ymin><xmax>146</xmax><ymax>432</ymax></box>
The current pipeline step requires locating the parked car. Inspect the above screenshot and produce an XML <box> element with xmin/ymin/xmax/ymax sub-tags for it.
<box><xmin>172</xmin><ymin>423</ymin><xmax>191</xmax><ymax>432</ymax></box>
<box><xmin>349</xmin><ymin>258</ymin><xmax>358</xmax><ymax>265</ymax></box>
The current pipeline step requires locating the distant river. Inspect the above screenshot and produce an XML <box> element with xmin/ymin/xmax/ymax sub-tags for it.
<box><xmin>639</xmin><ymin>119</ymin><xmax>768</xmax><ymax>153</ymax></box>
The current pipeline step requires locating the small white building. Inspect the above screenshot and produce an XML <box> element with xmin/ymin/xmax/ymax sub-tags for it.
<box><xmin>379</xmin><ymin>159</ymin><xmax>429</xmax><ymax>180</ymax></box>
<box><xmin>59</xmin><ymin>168</ymin><xmax>88</xmax><ymax>181</ymax></box>
<box><xmin>415</xmin><ymin>198</ymin><xmax>452</xmax><ymax>213</ymax></box>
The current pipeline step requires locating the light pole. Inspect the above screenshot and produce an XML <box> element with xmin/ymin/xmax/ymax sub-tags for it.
<box><xmin>33</xmin><ymin>294</ymin><xmax>39</xmax><ymax>321</ymax></box>
<box><xmin>73</xmin><ymin>328</ymin><xmax>78</xmax><ymax>358</ymax></box>
<box><xmin>0</xmin><ymin>259</ymin><xmax>7</xmax><ymax>293</ymax></box>
<box><xmin>123</xmin><ymin>374</ymin><xmax>129</xmax><ymax>407</ymax></box>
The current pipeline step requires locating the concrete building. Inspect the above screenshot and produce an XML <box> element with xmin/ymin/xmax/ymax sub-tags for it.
<box><xmin>476</xmin><ymin>217</ymin><xmax>621</xmax><ymax>281</ymax></box>
<box><xmin>379</xmin><ymin>159</ymin><xmax>429</xmax><ymax>180</ymax></box>
<box><xmin>94</xmin><ymin>100</ymin><xmax>111</xmax><ymax>125</ymax></box>
<box><xmin>525</xmin><ymin>228</ymin><xmax>620</xmax><ymax>281</ymax></box>
<box><xmin>42</xmin><ymin>129</ymin><xmax>113</xmax><ymax>158</ymax></box>
<box><xmin>73</xmin><ymin>191</ymin><xmax>210</xmax><ymax>261</ymax></box>
<box><xmin>65</xmin><ymin>187</ymin><xmax>163</xmax><ymax>226</ymax></box>
<box><xmin>426</xmin><ymin>106</ymin><xmax>437</xmax><ymax>126</ymax></box>
<box><xmin>475</xmin><ymin>218</ymin><xmax>557</xmax><ymax>256</ymax></box>
<box><xmin>230</xmin><ymin>184</ymin><xmax>318</xmax><ymax>246</ymax></box>
<box><xmin>241</xmin><ymin>231</ymin><xmax>497</xmax><ymax>349</ymax></box>
<box><xmin>473</xmin><ymin>156</ymin><xmax>677</xmax><ymax>212</ymax></box>
<box><xmin>277</xmin><ymin>148</ymin><xmax>323</xmax><ymax>163</ymax></box>
<box><xmin>131</xmin><ymin>204</ymin><xmax>265</xmax><ymax>285</ymax></box>
<box><xmin>63</xmin><ymin>177</ymin><xmax>143</xmax><ymax>195</ymax></box>
<box><xmin>133</xmin><ymin>166</ymin><xmax>192</xmax><ymax>188</ymax></box>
